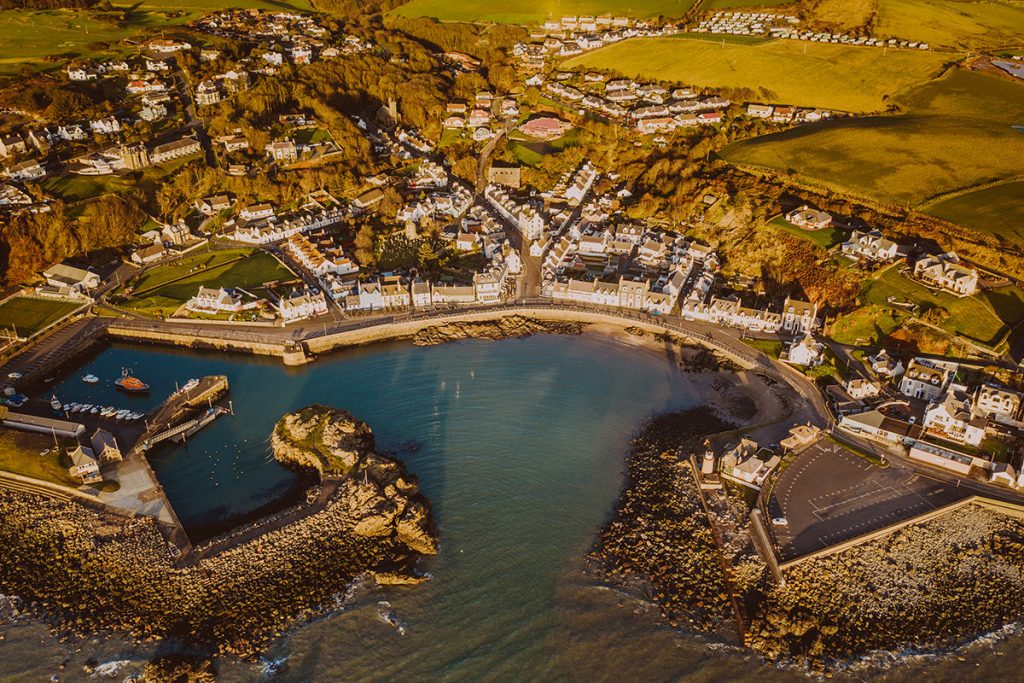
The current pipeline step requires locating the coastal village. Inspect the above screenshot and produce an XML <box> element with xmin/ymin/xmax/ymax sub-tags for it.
<box><xmin>1</xmin><ymin>0</ymin><xmax>1024</xmax><ymax>677</ymax></box>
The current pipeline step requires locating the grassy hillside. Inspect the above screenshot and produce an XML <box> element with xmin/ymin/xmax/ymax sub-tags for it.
<box><xmin>0</xmin><ymin>0</ymin><xmax>314</xmax><ymax>74</ymax></box>
<box><xmin>720</xmin><ymin>70</ymin><xmax>1024</xmax><ymax>206</ymax></box>
<box><xmin>875</xmin><ymin>0</ymin><xmax>1024</xmax><ymax>51</ymax></box>
<box><xmin>563</xmin><ymin>36</ymin><xmax>951</xmax><ymax>112</ymax></box>
<box><xmin>927</xmin><ymin>180</ymin><xmax>1024</xmax><ymax>250</ymax></box>
<box><xmin>391</xmin><ymin>0</ymin><xmax>699</xmax><ymax>24</ymax></box>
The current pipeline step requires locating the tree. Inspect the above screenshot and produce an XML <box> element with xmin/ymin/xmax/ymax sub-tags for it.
<box><xmin>354</xmin><ymin>224</ymin><xmax>376</xmax><ymax>266</ymax></box>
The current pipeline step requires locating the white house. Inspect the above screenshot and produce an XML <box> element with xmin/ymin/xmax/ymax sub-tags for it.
<box><xmin>841</xmin><ymin>229</ymin><xmax>900</xmax><ymax>262</ymax></box>
<box><xmin>187</xmin><ymin>286</ymin><xmax>244</xmax><ymax>313</ymax></box>
<box><xmin>785</xmin><ymin>205</ymin><xmax>832</xmax><ymax>230</ymax></box>
<box><xmin>899</xmin><ymin>358</ymin><xmax>955</xmax><ymax>401</ymax></box>
<box><xmin>67</xmin><ymin>444</ymin><xmax>102</xmax><ymax>484</ymax></box>
<box><xmin>913</xmin><ymin>252</ymin><xmax>978</xmax><ymax>296</ymax></box>
<box><xmin>975</xmin><ymin>383</ymin><xmax>1022</xmax><ymax>420</ymax></box>
<box><xmin>783</xmin><ymin>333</ymin><xmax>824</xmax><ymax>366</ymax></box>
<box><xmin>923</xmin><ymin>388</ymin><xmax>987</xmax><ymax>446</ymax></box>
<box><xmin>278</xmin><ymin>289</ymin><xmax>328</xmax><ymax>323</ymax></box>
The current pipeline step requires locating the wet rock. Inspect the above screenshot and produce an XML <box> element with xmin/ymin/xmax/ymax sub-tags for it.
<box><xmin>411</xmin><ymin>315</ymin><xmax>583</xmax><ymax>346</ymax></box>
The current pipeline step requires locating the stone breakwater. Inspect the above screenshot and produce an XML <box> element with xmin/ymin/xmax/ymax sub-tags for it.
<box><xmin>0</xmin><ymin>409</ymin><xmax>437</xmax><ymax>659</ymax></box>
<box><xmin>595</xmin><ymin>406</ymin><xmax>738</xmax><ymax>634</ymax></box>
<box><xmin>745</xmin><ymin>503</ymin><xmax>1024</xmax><ymax>666</ymax></box>
<box><xmin>411</xmin><ymin>315</ymin><xmax>583</xmax><ymax>346</ymax></box>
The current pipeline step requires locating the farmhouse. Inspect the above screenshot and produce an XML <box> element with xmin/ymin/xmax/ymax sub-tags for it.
<box><xmin>187</xmin><ymin>287</ymin><xmax>244</xmax><ymax>314</ymax></box>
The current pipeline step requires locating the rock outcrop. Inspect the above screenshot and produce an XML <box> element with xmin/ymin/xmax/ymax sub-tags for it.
<box><xmin>271</xmin><ymin>405</ymin><xmax>437</xmax><ymax>555</ymax></box>
<box><xmin>411</xmin><ymin>315</ymin><xmax>584</xmax><ymax>346</ymax></box>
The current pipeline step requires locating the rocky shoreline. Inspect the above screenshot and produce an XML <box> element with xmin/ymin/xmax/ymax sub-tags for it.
<box><xmin>595</xmin><ymin>368</ymin><xmax>1024</xmax><ymax>671</ymax></box>
<box><xmin>0</xmin><ymin>407</ymin><xmax>436</xmax><ymax>659</ymax></box>
<box><xmin>411</xmin><ymin>314</ymin><xmax>583</xmax><ymax>346</ymax></box>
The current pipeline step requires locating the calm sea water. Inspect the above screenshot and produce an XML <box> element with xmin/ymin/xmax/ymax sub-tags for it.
<box><xmin>1</xmin><ymin>335</ymin><xmax>1019</xmax><ymax>681</ymax></box>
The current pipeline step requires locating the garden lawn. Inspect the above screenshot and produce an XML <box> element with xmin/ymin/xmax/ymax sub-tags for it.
<box><xmin>0</xmin><ymin>297</ymin><xmax>84</xmax><ymax>338</ymax></box>
<box><xmin>392</xmin><ymin>0</ymin><xmax>699</xmax><ymax>24</ymax></box>
<box><xmin>125</xmin><ymin>251</ymin><xmax>294</xmax><ymax>317</ymax></box>
<box><xmin>769</xmin><ymin>215</ymin><xmax>842</xmax><ymax>249</ymax></box>
<box><xmin>563</xmin><ymin>36</ymin><xmax>951</xmax><ymax>112</ymax></box>
<box><xmin>0</xmin><ymin>429</ymin><xmax>81</xmax><ymax>488</ymax></box>
<box><xmin>859</xmin><ymin>265</ymin><xmax>1022</xmax><ymax>347</ymax></box>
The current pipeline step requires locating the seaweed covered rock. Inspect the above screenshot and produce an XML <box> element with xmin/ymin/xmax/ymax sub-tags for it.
<box><xmin>411</xmin><ymin>315</ymin><xmax>583</xmax><ymax>346</ymax></box>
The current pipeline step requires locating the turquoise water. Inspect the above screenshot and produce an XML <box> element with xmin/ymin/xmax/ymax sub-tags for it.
<box><xmin>5</xmin><ymin>335</ymin><xmax>1018</xmax><ymax>681</ymax></box>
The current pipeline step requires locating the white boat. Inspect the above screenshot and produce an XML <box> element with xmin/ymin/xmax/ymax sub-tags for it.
<box><xmin>90</xmin><ymin>406</ymin><xmax>100</xmax><ymax>414</ymax></box>
<box><xmin>82</xmin><ymin>374</ymin><xmax>99</xmax><ymax>384</ymax></box>
<box><xmin>62</xmin><ymin>404</ymin><xmax>71</xmax><ymax>412</ymax></box>
<box><xmin>182</xmin><ymin>378</ymin><xmax>200</xmax><ymax>392</ymax></box>
<box><xmin>50</xmin><ymin>396</ymin><xmax>62</xmax><ymax>411</ymax></box>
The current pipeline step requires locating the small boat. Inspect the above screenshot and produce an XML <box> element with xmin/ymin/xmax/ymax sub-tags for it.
<box><xmin>50</xmin><ymin>396</ymin><xmax>62</xmax><ymax>412</ymax></box>
<box><xmin>62</xmin><ymin>404</ymin><xmax>71</xmax><ymax>412</ymax></box>
<box><xmin>91</xmin><ymin>406</ymin><xmax>100</xmax><ymax>414</ymax></box>
<box><xmin>116</xmin><ymin>409</ymin><xmax>131</xmax><ymax>420</ymax></box>
<box><xmin>101</xmin><ymin>407</ymin><xmax>116</xmax><ymax>417</ymax></box>
<box><xmin>115</xmin><ymin>369</ymin><xmax>150</xmax><ymax>394</ymax></box>
<box><xmin>181</xmin><ymin>378</ymin><xmax>200</xmax><ymax>393</ymax></box>
<box><xmin>82</xmin><ymin>374</ymin><xmax>99</xmax><ymax>384</ymax></box>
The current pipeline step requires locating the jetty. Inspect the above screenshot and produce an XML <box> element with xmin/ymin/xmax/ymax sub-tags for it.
<box><xmin>136</xmin><ymin>375</ymin><xmax>230</xmax><ymax>452</ymax></box>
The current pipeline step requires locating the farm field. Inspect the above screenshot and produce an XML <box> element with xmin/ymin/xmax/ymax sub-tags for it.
<box><xmin>721</xmin><ymin>71</ymin><xmax>1024</xmax><ymax>206</ymax></box>
<box><xmin>123</xmin><ymin>249</ymin><xmax>294</xmax><ymax>317</ymax></box>
<box><xmin>926</xmin><ymin>180</ymin><xmax>1024</xmax><ymax>250</ymax></box>
<box><xmin>0</xmin><ymin>297</ymin><xmax>84</xmax><ymax>339</ymax></box>
<box><xmin>0</xmin><ymin>0</ymin><xmax>314</xmax><ymax>74</ymax></box>
<box><xmin>831</xmin><ymin>264</ymin><xmax>1024</xmax><ymax>349</ymax></box>
<box><xmin>806</xmin><ymin>0</ymin><xmax>875</xmax><ymax>33</ymax></box>
<box><xmin>563</xmin><ymin>36</ymin><xmax>951</xmax><ymax>112</ymax></box>
<box><xmin>391</xmin><ymin>0</ymin><xmax>699</xmax><ymax>24</ymax></box>
<box><xmin>874</xmin><ymin>0</ymin><xmax>1024</xmax><ymax>51</ymax></box>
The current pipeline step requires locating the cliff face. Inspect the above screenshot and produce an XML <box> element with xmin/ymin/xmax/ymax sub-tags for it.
<box><xmin>411</xmin><ymin>315</ymin><xmax>584</xmax><ymax>346</ymax></box>
<box><xmin>271</xmin><ymin>405</ymin><xmax>437</xmax><ymax>555</ymax></box>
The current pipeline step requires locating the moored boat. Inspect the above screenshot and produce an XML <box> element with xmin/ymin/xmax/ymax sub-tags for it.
<box><xmin>115</xmin><ymin>369</ymin><xmax>150</xmax><ymax>394</ymax></box>
<box><xmin>82</xmin><ymin>374</ymin><xmax>99</xmax><ymax>384</ymax></box>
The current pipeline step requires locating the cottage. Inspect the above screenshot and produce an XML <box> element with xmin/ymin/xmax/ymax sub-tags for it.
<box><xmin>239</xmin><ymin>203</ymin><xmax>275</xmax><ymax>222</ymax></box>
<box><xmin>278</xmin><ymin>289</ymin><xmax>328</xmax><ymax>323</ymax></box>
<box><xmin>90</xmin><ymin>429</ymin><xmax>122</xmax><ymax>463</ymax></box>
<box><xmin>67</xmin><ymin>444</ymin><xmax>102</xmax><ymax>484</ymax></box>
<box><xmin>975</xmin><ymin>384</ymin><xmax>1022</xmax><ymax>420</ymax></box>
<box><xmin>785</xmin><ymin>205</ymin><xmax>832</xmax><ymax>230</ymax></box>
<box><xmin>196</xmin><ymin>195</ymin><xmax>231</xmax><ymax>216</ymax></box>
<box><xmin>131</xmin><ymin>243</ymin><xmax>166</xmax><ymax>265</ymax></box>
<box><xmin>187</xmin><ymin>286</ymin><xmax>244</xmax><ymax>313</ymax></box>
<box><xmin>841</xmin><ymin>229</ymin><xmax>900</xmax><ymax>262</ymax></box>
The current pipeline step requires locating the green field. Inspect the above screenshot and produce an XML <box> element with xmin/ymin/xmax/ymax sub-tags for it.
<box><xmin>721</xmin><ymin>71</ymin><xmax>1024</xmax><ymax>206</ymax></box>
<box><xmin>926</xmin><ymin>180</ymin><xmax>1024</xmax><ymax>250</ymax></box>
<box><xmin>875</xmin><ymin>0</ymin><xmax>1024</xmax><ymax>51</ymax></box>
<box><xmin>769</xmin><ymin>215</ymin><xmax>842</xmax><ymax>249</ymax></box>
<box><xmin>392</xmin><ymin>0</ymin><xmax>698</xmax><ymax>24</ymax></box>
<box><xmin>706</xmin><ymin>0</ymin><xmax>794</xmax><ymax>7</ymax></box>
<box><xmin>0</xmin><ymin>0</ymin><xmax>314</xmax><ymax>74</ymax></box>
<box><xmin>42</xmin><ymin>157</ymin><xmax>196</xmax><ymax>203</ymax></box>
<box><xmin>0</xmin><ymin>429</ymin><xmax>81</xmax><ymax>488</ymax></box>
<box><xmin>831</xmin><ymin>264</ymin><xmax>1024</xmax><ymax>349</ymax></box>
<box><xmin>124</xmin><ymin>249</ymin><xmax>294</xmax><ymax>317</ymax></box>
<box><xmin>563</xmin><ymin>36</ymin><xmax>951</xmax><ymax>112</ymax></box>
<box><xmin>0</xmin><ymin>297</ymin><xmax>84</xmax><ymax>338</ymax></box>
